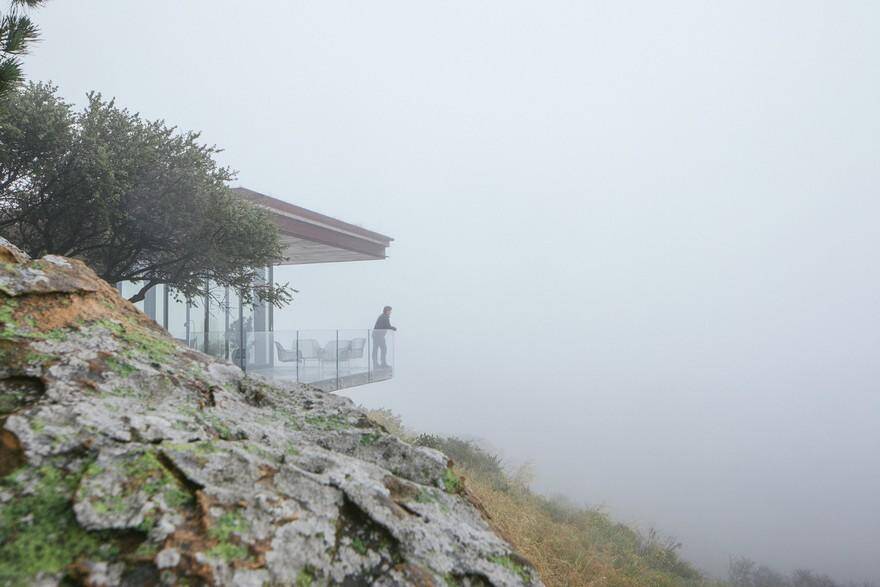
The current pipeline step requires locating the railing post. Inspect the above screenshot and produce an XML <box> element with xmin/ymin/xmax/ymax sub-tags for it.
<box><xmin>367</xmin><ymin>329</ymin><xmax>372</xmax><ymax>383</ymax></box>
<box><xmin>296</xmin><ymin>330</ymin><xmax>300</xmax><ymax>384</ymax></box>
<box><xmin>223</xmin><ymin>287</ymin><xmax>230</xmax><ymax>360</ymax></box>
<box><xmin>185</xmin><ymin>302</ymin><xmax>191</xmax><ymax>348</ymax></box>
<box><xmin>203</xmin><ymin>278</ymin><xmax>210</xmax><ymax>354</ymax></box>
<box><xmin>162</xmin><ymin>285</ymin><xmax>169</xmax><ymax>330</ymax></box>
<box><xmin>335</xmin><ymin>330</ymin><xmax>340</xmax><ymax>391</ymax></box>
<box><xmin>238</xmin><ymin>299</ymin><xmax>245</xmax><ymax>372</ymax></box>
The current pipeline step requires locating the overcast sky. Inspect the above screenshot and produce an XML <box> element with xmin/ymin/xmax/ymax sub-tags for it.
<box><xmin>26</xmin><ymin>1</ymin><xmax>880</xmax><ymax>582</ymax></box>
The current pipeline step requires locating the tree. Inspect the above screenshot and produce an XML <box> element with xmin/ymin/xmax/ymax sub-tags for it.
<box><xmin>730</xmin><ymin>556</ymin><xmax>759</xmax><ymax>587</ymax></box>
<box><xmin>792</xmin><ymin>570</ymin><xmax>838</xmax><ymax>587</ymax></box>
<box><xmin>0</xmin><ymin>0</ymin><xmax>43</xmax><ymax>97</ymax></box>
<box><xmin>0</xmin><ymin>82</ymin><xmax>293</xmax><ymax>307</ymax></box>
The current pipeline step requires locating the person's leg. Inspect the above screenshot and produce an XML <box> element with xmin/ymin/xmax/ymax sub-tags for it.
<box><xmin>379</xmin><ymin>338</ymin><xmax>387</xmax><ymax>367</ymax></box>
<box><xmin>371</xmin><ymin>337</ymin><xmax>379</xmax><ymax>367</ymax></box>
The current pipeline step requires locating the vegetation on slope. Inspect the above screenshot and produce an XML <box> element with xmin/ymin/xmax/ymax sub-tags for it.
<box><xmin>366</xmin><ymin>408</ymin><xmax>713</xmax><ymax>587</ymax></box>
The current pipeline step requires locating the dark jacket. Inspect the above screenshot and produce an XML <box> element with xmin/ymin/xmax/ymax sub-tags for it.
<box><xmin>373</xmin><ymin>313</ymin><xmax>396</xmax><ymax>336</ymax></box>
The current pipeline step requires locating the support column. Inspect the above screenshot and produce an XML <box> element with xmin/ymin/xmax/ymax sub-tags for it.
<box><xmin>144</xmin><ymin>286</ymin><xmax>157</xmax><ymax>322</ymax></box>
<box><xmin>238</xmin><ymin>296</ymin><xmax>245</xmax><ymax>371</ymax></box>
<box><xmin>162</xmin><ymin>286</ymin><xmax>169</xmax><ymax>330</ymax></box>
<box><xmin>203</xmin><ymin>279</ymin><xmax>210</xmax><ymax>353</ymax></box>
<box><xmin>252</xmin><ymin>267</ymin><xmax>270</xmax><ymax>368</ymax></box>
<box><xmin>268</xmin><ymin>265</ymin><xmax>274</xmax><ymax>332</ymax></box>
<box><xmin>224</xmin><ymin>286</ymin><xmax>230</xmax><ymax>360</ymax></box>
<box><xmin>185</xmin><ymin>303</ymin><xmax>191</xmax><ymax>346</ymax></box>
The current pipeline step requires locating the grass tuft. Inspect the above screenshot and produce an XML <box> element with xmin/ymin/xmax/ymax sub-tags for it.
<box><xmin>442</xmin><ymin>468</ymin><xmax>463</xmax><ymax>494</ymax></box>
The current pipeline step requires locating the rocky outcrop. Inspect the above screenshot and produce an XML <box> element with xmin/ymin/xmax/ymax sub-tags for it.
<box><xmin>0</xmin><ymin>238</ymin><xmax>541</xmax><ymax>586</ymax></box>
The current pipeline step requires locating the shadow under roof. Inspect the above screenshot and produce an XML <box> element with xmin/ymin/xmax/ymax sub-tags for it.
<box><xmin>233</xmin><ymin>187</ymin><xmax>393</xmax><ymax>266</ymax></box>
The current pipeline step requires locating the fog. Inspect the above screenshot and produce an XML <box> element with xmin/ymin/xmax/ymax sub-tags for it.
<box><xmin>27</xmin><ymin>1</ymin><xmax>880</xmax><ymax>582</ymax></box>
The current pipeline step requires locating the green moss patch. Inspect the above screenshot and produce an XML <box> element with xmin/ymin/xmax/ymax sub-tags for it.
<box><xmin>94</xmin><ymin>318</ymin><xmax>177</xmax><ymax>365</ymax></box>
<box><xmin>359</xmin><ymin>432</ymin><xmax>381</xmax><ymax>446</ymax></box>
<box><xmin>0</xmin><ymin>463</ymin><xmax>116</xmax><ymax>584</ymax></box>
<box><xmin>304</xmin><ymin>414</ymin><xmax>349</xmax><ymax>431</ymax></box>
<box><xmin>443</xmin><ymin>468</ymin><xmax>463</xmax><ymax>494</ymax></box>
<box><xmin>296</xmin><ymin>568</ymin><xmax>315</xmax><ymax>587</ymax></box>
<box><xmin>0</xmin><ymin>299</ymin><xmax>21</xmax><ymax>340</ymax></box>
<box><xmin>206</xmin><ymin>542</ymin><xmax>249</xmax><ymax>562</ymax></box>
<box><xmin>104</xmin><ymin>356</ymin><xmax>136</xmax><ymax>377</ymax></box>
<box><xmin>165</xmin><ymin>441</ymin><xmax>217</xmax><ymax>456</ymax></box>
<box><xmin>351</xmin><ymin>537</ymin><xmax>368</xmax><ymax>555</ymax></box>
<box><xmin>416</xmin><ymin>488</ymin><xmax>439</xmax><ymax>504</ymax></box>
<box><xmin>205</xmin><ymin>509</ymin><xmax>251</xmax><ymax>563</ymax></box>
<box><xmin>125</xmin><ymin>451</ymin><xmax>191</xmax><ymax>501</ymax></box>
<box><xmin>208</xmin><ymin>510</ymin><xmax>248</xmax><ymax>542</ymax></box>
<box><xmin>0</xmin><ymin>298</ymin><xmax>71</xmax><ymax>343</ymax></box>
<box><xmin>201</xmin><ymin>411</ymin><xmax>236</xmax><ymax>440</ymax></box>
<box><xmin>79</xmin><ymin>450</ymin><xmax>195</xmax><ymax>520</ymax></box>
<box><xmin>489</xmin><ymin>555</ymin><xmax>531</xmax><ymax>582</ymax></box>
<box><xmin>163</xmin><ymin>441</ymin><xmax>218</xmax><ymax>468</ymax></box>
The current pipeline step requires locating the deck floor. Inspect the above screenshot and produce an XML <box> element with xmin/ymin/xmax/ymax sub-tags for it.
<box><xmin>248</xmin><ymin>364</ymin><xmax>393</xmax><ymax>392</ymax></box>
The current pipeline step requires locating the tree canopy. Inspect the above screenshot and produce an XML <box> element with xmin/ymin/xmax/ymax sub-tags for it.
<box><xmin>0</xmin><ymin>0</ymin><xmax>43</xmax><ymax>97</ymax></box>
<box><xmin>0</xmin><ymin>82</ymin><xmax>292</xmax><ymax>307</ymax></box>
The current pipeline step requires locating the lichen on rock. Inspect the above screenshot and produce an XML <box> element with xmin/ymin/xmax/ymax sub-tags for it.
<box><xmin>0</xmin><ymin>237</ymin><xmax>542</xmax><ymax>586</ymax></box>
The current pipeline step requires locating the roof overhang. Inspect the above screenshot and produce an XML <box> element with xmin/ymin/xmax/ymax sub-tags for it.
<box><xmin>233</xmin><ymin>187</ymin><xmax>393</xmax><ymax>265</ymax></box>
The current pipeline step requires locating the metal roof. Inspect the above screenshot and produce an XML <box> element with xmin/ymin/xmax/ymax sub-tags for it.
<box><xmin>232</xmin><ymin>187</ymin><xmax>393</xmax><ymax>265</ymax></box>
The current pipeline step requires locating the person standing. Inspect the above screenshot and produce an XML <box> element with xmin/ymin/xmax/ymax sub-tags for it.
<box><xmin>372</xmin><ymin>306</ymin><xmax>397</xmax><ymax>368</ymax></box>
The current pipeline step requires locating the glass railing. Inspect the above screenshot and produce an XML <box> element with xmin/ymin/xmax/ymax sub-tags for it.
<box><xmin>185</xmin><ymin>329</ymin><xmax>395</xmax><ymax>392</ymax></box>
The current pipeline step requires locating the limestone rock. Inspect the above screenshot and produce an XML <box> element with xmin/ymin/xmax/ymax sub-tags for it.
<box><xmin>0</xmin><ymin>241</ymin><xmax>542</xmax><ymax>586</ymax></box>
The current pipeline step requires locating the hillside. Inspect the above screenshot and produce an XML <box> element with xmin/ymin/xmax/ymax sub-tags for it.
<box><xmin>366</xmin><ymin>410</ymin><xmax>715</xmax><ymax>587</ymax></box>
<box><xmin>0</xmin><ymin>237</ymin><xmax>541</xmax><ymax>586</ymax></box>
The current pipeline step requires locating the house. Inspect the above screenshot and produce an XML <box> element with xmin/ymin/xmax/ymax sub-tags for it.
<box><xmin>123</xmin><ymin>187</ymin><xmax>394</xmax><ymax>392</ymax></box>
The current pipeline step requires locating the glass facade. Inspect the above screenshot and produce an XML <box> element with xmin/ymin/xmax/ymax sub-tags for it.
<box><xmin>144</xmin><ymin>284</ymin><xmax>164</xmax><ymax>331</ymax></box>
<box><xmin>119</xmin><ymin>276</ymin><xmax>269</xmax><ymax>369</ymax></box>
<box><xmin>117</xmin><ymin>269</ymin><xmax>393</xmax><ymax>392</ymax></box>
<box><xmin>165</xmin><ymin>287</ymin><xmax>188</xmax><ymax>342</ymax></box>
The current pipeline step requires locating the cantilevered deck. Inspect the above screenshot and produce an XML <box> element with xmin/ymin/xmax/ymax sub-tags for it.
<box><xmin>185</xmin><ymin>329</ymin><xmax>395</xmax><ymax>392</ymax></box>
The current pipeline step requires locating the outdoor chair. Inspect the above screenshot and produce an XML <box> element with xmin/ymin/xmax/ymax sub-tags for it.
<box><xmin>274</xmin><ymin>341</ymin><xmax>299</xmax><ymax>363</ymax></box>
<box><xmin>320</xmin><ymin>340</ymin><xmax>350</xmax><ymax>362</ymax></box>
<box><xmin>297</xmin><ymin>338</ymin><xmax>321</xmax><ymax>363</ymax></box>
<box><xmin>230</xmin><ymin>340</ymin><xmax>255</xmax><ymax>367</ymax></box>
<box><xmin>346</xmin><ymin>337</ymin><xmax>366</xmax><ymax>361</ymax></box>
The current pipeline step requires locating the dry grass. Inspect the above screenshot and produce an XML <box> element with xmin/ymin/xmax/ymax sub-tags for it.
<box><xmin>461</xmin><ymin>468</ymin><xmax>707</xmax><ymax>587</ymax></box>
<box><xmin>462</xmin><ymin>470</ymin><xmax>617</xmax><ymax>586</ymax></box>
<box><xmin>364</xmin><ymin>407</ymin><xmax>715</xmax><ymax>587</ymax></box>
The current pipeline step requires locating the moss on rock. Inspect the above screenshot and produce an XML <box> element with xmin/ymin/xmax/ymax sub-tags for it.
<box><xmin>0</xmin><ymin>462</ymin><xmax>116</xmax><ymax>584</ymax></box>
<box><xmin>0</xmin><ymin>239</ymin><xmax>543</xmax><ymax>586</ymax></box>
